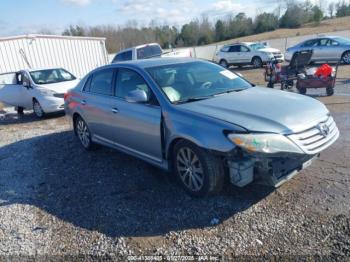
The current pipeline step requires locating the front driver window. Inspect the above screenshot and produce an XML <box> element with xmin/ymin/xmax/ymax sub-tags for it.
<box><xmin>115</xmin><ymin>69</ymin><xmax>158</xmax><ymax>105</ymax></box>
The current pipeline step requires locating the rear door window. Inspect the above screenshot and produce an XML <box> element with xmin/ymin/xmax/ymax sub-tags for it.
<box><xmin>228</xmin><ymin>45</ymin><xmax>240</xmax><ymax>52</ymax></box>
<box><xmin>0</xmin><ymin>72</ymin><xmax>16</xmax><ymax>84</ymax></box>
<box><xmin>318</xmin><ymin>38</ymin><xmax>330</xmax><ymax>46</ymax></box>
<box><xmin>136</xmin><ymin>45</ymin><xmax>162</xmax><ymax>59</ymax></box>
<box><xmin>240</xmin><ymin>45</ymin><xmax>250</xmax><ymax>52</ymax></box>
<box><xmin>89</xmin><ymin>69</ymin><xmax>114</xmax><ymax>96</ymax></box>
<box><xmin>302</xmin><ymin>39</ymin><xmax>318</xmax><ymax>47</ymax></box>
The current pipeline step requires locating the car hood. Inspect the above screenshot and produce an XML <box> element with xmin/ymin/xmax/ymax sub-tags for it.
<box><xmin>37</xmin><ymin>79</ymin><xmax>80</xmax><ymax>93</ymax></box>
<box><xmin>258</xmin><ymin>47</ymin><xmax>281</xmax><ymax>53</ymax></box>
<box><xmin>177</xmin><ymin>87</ymin><xmax>329</xmax><ymax>134</ymax></box>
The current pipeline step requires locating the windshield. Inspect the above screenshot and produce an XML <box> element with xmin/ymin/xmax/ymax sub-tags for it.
<box><xmin>137</xmin><ymin>45</ymin><xmax>162</xmax><ymax>59</ymax></box>
<box><xmin>249</xmin><ymin>43</ymin><xmax>268</xmax><ymax>50</ymax></box>
<box><xmin>333</xmin><ymin>37</ymin><xmax>350</xmax><ymax>45</ymax></box>
<box><xmin>30</xmin><ymin>68</ymin><xmax>76</xmax><ymax>85</ymax></box>
<box><xmin>146</xmin><ymin>61</ymin><xmax>252</xmax><ymax>103</ymax></box>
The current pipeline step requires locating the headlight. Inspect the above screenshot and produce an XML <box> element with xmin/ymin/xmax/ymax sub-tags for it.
<box><xmin>38</xmin><ymin>88</ymin><xmax>56</xmax><ymax>96</ymax></box>
<box><xmin>262</xmin><ymin>52</ymin><xmax>274</xmax><ymax>58</ymax></box>
<box><xmin>228</xmin><ymin>133</ymin><xmax>303</xmax><ymax>154</ymax></box>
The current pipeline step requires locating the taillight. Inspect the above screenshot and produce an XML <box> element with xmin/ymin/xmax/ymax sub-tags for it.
<box><xmin>64</xmin><ymin>92</ymin><xmax>69</xmax><ymax>101</ymax></box>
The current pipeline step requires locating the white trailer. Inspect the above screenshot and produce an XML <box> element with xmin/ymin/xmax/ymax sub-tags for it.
<box><xmin>0</xmin><ymin>34</ymin><xmax>108</xmax><ymax>78</ymax></box>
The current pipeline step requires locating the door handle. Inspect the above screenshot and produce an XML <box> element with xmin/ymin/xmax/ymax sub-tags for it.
<box><xmin>81</xmin><ymin>100</ymin><xmax>86</xmax><ymax>105</ymax></box>
<box><xmin>112</xmin><ymin>108</ymin><xmax>119</xmax><ymax>114</ymax></box>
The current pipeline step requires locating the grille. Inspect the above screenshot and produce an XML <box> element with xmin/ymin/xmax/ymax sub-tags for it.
<box><xmin>53</xmin><ymin>93</ymin><xmax>65</xmax><ymax>98</ymax></box>
<box><xmin>288</xmin><ymin>116</ymin><xmax>339</xmax><ymax>155</ymax></box>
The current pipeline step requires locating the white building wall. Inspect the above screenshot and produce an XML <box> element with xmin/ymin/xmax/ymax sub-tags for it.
<box><xmin>0</xmin><ymin>34</ymin><xmax>108</xmax><ymax>78</ymax></box>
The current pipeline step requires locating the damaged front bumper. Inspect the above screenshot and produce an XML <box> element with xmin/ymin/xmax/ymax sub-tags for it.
<box><xmin>225</xmin><ymin>152</ymin><xmax>318</xmax><ymax>188</ymax></box>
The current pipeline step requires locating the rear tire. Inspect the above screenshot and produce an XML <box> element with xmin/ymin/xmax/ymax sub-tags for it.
<box><xmin>341</xmin><ymin>51</ymin><xmax>350</xmax><ymax>64</ymax></box>
<box><xmin>173</xmin><ymin>140</ymin><xmax>224</xmax><ymax>197</ymax></box>
<box><xmin>74</xmin><ymin>116</ymin><xmax>95</xmax><ymax>151</ymax></box>
<box><xmin>219</xmin><ymin>59</ymin><xmax>228</xmax><ymax>68</ymax></box>
<box><xmin>33</xmin><ymin>99</ymin><xmax>45</xmax><ymax>118</ymax></box>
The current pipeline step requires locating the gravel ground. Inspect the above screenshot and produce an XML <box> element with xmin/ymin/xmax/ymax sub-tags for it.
<box><xmin>0</xmin><ymin>68</ymin><xmax>349</xmax><ymax>260</ymax></box>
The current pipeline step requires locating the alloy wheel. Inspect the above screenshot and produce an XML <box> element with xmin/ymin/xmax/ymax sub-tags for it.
<box><xmin>33</xmin><ymin>100</ymin><xmax>44</xmax><ymax>118</ymax></box>
<box><xmin>219</xmin><ymin>60</ymin><xmax>228</xmax><ymax>68</ymax></box>
<box><xmin>342</xmin><ymin>52</ymin><xmax>350</xmax><ymax>64</ymax></box>
<box><xmin>76</xmin><ymin>118</ymin><xmax>91</xmax><ymax>148</ymax></box>
<box><xmin>253</xmin><ymin>57</ymin><xmax>262</xmax><ymax>68</ymax></box>
<box><xmin>176</xmin><ymin>147</ymin><xmax>204</xmax><ymax>192</ymax></box>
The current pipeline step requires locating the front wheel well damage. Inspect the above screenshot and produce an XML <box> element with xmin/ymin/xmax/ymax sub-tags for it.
<box><xmin>166</xmin><ymin>137</ymin><xmax>228</xmax><ymax>171</ymax></box>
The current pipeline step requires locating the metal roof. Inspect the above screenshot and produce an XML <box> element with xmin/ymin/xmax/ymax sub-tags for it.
<box><xmin>0</xmin><ymin>34</ymin><xmax>106</xmax><ymax>42</ymax></box>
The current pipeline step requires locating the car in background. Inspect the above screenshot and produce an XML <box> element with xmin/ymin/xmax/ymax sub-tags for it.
<box><xmin>214</xmin><ymin>42</ymin><xmax>284</xmax><ymax>68</ymax></box>
<box><xmin>65</xmin><ymin>58</ymin><xmax>338</xmax><ymax>197</ymax></box>
<box><xmin>0</xmin><ymin>68</ymin><xmax>79</xmax><ymax>118</ymax></box>
<box><xmin>111</xmin><ymin>43</ymin><xmax>192</xmax><ymax>63</ymax></box>
<box><xmin>285</xmin><ymin>36</ymin><xmax>350</xmax><ymax>64</ymax></box>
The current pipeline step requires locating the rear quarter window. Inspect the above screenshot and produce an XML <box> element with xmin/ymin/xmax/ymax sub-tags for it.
<box><xmin>137</xmin><ymin>45</ymin><xmax>162</xmax><ymax>59</ymax></box>
<box><xmin>113</xmin><ymin>51</ymin><xmax>132</xmax><ymax>62</ymax></box>
<box><xmin>220</xmin><ymin>46</ymin><xmax>230</xmax><ymax>52</ymax></box>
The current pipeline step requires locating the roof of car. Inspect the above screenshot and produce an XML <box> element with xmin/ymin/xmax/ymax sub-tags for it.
<box><xmin>25</xmin><ymin>67</ymin><xmax>66</xmax><ymax>72</ymax></box>
<box><xmin>224</xmin><ymin>42</ymin><xmax>258</xmax><ymax>46</ymax></box>
<box><xmin>116</xmin><ymin>43</ymin><xmax>161</xmax><ymax>54</ymax></box>
<box><xmin>106</xmin><ymin>57</ymin><xmax>202</xmax><ymax>69</ymax></box>
<box><xmin>315</xmin><ymin>35</ymin><xmax>345</xmax><ymax>39</ymax></box>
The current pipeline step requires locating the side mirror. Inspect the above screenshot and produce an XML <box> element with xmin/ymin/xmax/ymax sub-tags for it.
<box><xmin>23</xmin><ymin>80</ymin><xmax>31</xmax><ymax>88</ymax></box>
<box><xmin>125</xmin><ymin>89</ymin><xmax>148</xmax><ymax>103</ymax></box>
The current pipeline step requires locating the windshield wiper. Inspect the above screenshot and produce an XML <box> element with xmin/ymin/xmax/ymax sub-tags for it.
<box><xmin>214</xmin><ymin>88</ymin><xmax>246</xmax><ymax>96</ymax></box>
<box><xmin>174</xmin><ymin>96</ymin><xmax>214</xmax><ymax>104</ymax></box>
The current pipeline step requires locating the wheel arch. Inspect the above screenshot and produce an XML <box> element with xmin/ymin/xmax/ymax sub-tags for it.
<box><xmin>166</xmin><ymin>136</ymin><xmax>204</xmax><ymax>171</ymax></box>
<box><xmin>251</xmin><ymin>55</ymin><xmax>262</xmax><ymax>63</ymax></box>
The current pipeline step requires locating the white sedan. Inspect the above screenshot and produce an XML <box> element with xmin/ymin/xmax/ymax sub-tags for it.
<box><xmin>0</xmin><ymin>68</ymin><xmax>79</xmax><ymax>118</ymax></box>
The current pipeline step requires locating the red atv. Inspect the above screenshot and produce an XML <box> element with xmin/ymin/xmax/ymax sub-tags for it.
<box><xmin>264</xmin><ymin>50</ymin><xmax>339</xmax><ymax>96</ymax></box>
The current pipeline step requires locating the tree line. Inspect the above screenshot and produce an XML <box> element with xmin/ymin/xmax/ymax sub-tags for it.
<box><xmin>62</xmin><ymin>1</ymin><xmax>350</xmax><ymax>53</ymax></box>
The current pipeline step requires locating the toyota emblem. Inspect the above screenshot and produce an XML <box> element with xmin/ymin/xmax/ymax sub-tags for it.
<box><xmin>317</xmin><ymin>124</ymin><xmax>330</xmax><ymax>137</ymax></box>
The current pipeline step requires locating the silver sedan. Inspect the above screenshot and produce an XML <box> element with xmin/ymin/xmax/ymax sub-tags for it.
<box><xmin>64</xmin><ymin>58</ymin><xmax>339</xmax><ymax>196</ymax></box>
<box><xmin>285</xmin><ymin>36</ymin><xmax>350</xmax><ymax>64</ymax></box>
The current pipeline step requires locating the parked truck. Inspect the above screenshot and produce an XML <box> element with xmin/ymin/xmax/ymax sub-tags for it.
<box><xmin>111</xmin><ymin>43</ymin><xmax>192</xmax><ymax>63</ymax></box>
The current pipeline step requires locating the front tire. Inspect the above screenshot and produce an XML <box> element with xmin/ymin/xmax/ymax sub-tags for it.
<box><xmin>33</xmin><ymin>99</ymin><xmax>45</xmax><ymax>118</ymax></box>
<box><xmin>173</xmin><ymin>140</ymin><xmax>224</xmax><ymax>197</ymax></box>
<box><xmin>341</xmin><ymin>51</ymin><xmax>350</xmax><ymax>64</ymax></box>
<box><xmin>298</xmin><ymin>86</ymin><xmax>307</xmax><ymax>95</ymax></box>
<box><xmin>326</xmin><ymin>87</ymin><xmax>334</xmax><ymax>96</ymax></box>
<box><xmin>74</xmin><ymin>116</ymin><xmax>95</xmax><ymax>150</ymax></box>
